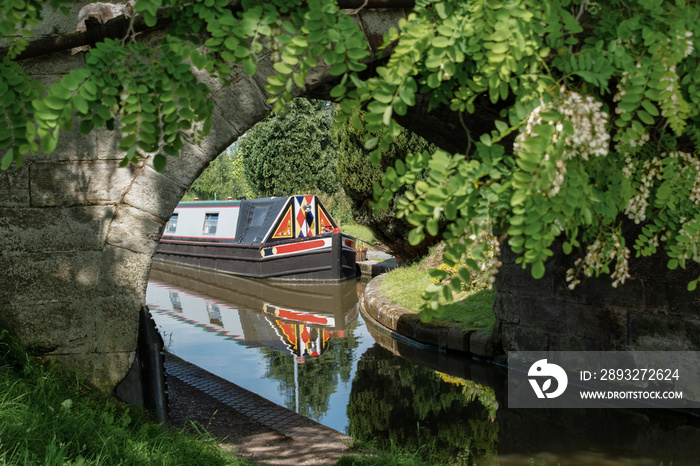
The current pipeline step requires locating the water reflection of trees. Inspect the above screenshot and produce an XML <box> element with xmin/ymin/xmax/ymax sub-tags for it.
<box><xmin>260</xmin><ymin>320</ymin><xmax>360</xmax><ymax>421</ymax></box>
<box><xmin>347</xmin><ymin>345</ymin><xmax>499</xmax><ymax>462</ymax></box>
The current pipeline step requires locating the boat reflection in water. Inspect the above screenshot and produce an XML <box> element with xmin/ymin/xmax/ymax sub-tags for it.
<box><xmin>146</xmin><ymin>261</ymin><xmax>362</xmax><ymax>426</ymax></box>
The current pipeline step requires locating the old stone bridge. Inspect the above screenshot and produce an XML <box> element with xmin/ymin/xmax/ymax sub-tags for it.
<box><xmin>2</xmin><ymin>2</ymin><xmax>698</xmax><ymax>396</ymax></box>
<box><xmin>0</xmin><ymin>2</ymin><xmax>455</xmax><ymax>391</ymax></box>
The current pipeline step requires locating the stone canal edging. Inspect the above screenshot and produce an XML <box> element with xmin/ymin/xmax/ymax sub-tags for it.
<box><xmin>356</xmin><ymin>258</ymin><xmax>397</xmax><ymax>277</ymax></box>
<box><xmin>360</xmin><ymin>274</ymin><xmax>500</xmax><ymax>359</ymax></box>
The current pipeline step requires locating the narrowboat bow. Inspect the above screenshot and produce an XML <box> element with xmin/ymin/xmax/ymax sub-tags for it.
<box><xmin>154</xmin><ymin>195</ymin><xmax>357</xmax><ymax>281</ymax></box>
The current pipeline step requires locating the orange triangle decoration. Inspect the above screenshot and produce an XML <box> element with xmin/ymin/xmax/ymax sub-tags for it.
<box><xmin>275</xmin><ymin>321</ymin><xmax>298</xmax><ymax>351</ymax></box>
<box><xmin>272</xmin><ymin>206</ymin><xmax>293</xmax><ymax>239</ymax></box>
<box><xmin>317</xmin><ymin>206</ymin><xmax>335</xmax><ymax>234</ymax></box>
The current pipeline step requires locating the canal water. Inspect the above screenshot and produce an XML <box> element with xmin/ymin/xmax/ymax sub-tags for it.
<box><xmin>146</xmin><ymin>262</ymin><xmax>700</xmax><ymax>465</ymax></box>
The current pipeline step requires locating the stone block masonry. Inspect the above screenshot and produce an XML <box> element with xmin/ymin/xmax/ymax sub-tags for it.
<box><xmin>493</xmin><ymin>241</ymin><xmax>700</xmax><ymax>353</ymax></box>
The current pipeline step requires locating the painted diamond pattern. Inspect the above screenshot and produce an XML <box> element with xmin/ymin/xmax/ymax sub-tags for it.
<box><xmin>294</xmin><ymin>195</ymin><xmax>316</xmax><ymax>238</ymax></box>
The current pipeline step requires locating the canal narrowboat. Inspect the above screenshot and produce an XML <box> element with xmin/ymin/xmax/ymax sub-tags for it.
<box><xmin>154</xmin><ymin>195</ymin><xmax>357</xmax><ymax>281</ymax></box>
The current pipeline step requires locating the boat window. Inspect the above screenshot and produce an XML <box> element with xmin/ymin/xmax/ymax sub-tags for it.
<box><xmin>203</xmin><ymin>213</ymin><xmax>219</xmax><ymax>235</ymax></box>
<box><xmin>166</xmin><ymin>213</ymin><xmax>178</xmax><ymax>233</ymax></box>
<box><xmin>251</xmin><ymin>206</ymin><xmax>268</xmax><ymax>227</ymax></box>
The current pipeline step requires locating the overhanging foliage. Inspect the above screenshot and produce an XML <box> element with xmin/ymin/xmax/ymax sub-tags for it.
<box><xmin>2</xmin><ymin>0</ymin><xmax>699</xmax><ymax>315</ymax></box>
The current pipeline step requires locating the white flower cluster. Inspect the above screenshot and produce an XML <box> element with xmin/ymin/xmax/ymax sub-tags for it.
<box><xmin>514</xmin><ymin>87</ymin><xmax>610</xmax><ymax>197</ymax></box>
<box><xmin>565</xmin><ymin>232</ymin><xmax>631</xmax><ymax>290</ymax></box>
<box><xmin>478</xmin><ymin>234</ymin><xmax>503</xmax><ymax>290</ymax></box>
<box><xmin>549</xmin><ymin>159</ymin><xmax>567</xmax><ymax>198</ymax></box>
<box><xmin>617</xmin><ymin>133</ymin><xmax>651</xmax><ymax>163</ymax></box>
<box><xmin>681</xmin><ymin>30</ymin><xmax>694</xmax><ymax>58</ymax></box>
<box><xmin>267</xmin><ymin>24</ymin><xmax>286</xmax><ymax>63</ymax></box>
<box><xmin>613</xmin><ymin>70</ymin><xmax>630</xmax><ymax>105</ymax></box>
<box><xmin>612</xmin><ymin>68</ymin><xmax>652</xmax><ymax>154</ymax></box>
<box><xmin>624</xmin><ymin>156</ymin><xmax>664</xmax><ymax>224</ymax></box>
<box><xmin>669</xmin><ymin>151</ymin><xmax>700</xmax><ymax>205</ymax></box>
<box><xmin>463</xmin><ymin>226</ymin><xmax>503</xmax><ymax>291</ymax></box>
<box><xmin>609</xmin><ymin>233</ymin><xmax>631</xmax><ymax>288</ymax></box>
<box><xmin>659</xmin><ymin>61</ymin><xmax>682</xmax><ymax>121</ymax></box>
<box><xmin>557</xmin><ymin>88</ymin><xmax>610</xmax><ymax>160</ymax></box>
<box><xmin>624</xmin><ymin>151</ymin><xmax>700</xmax><ymax>224</ymax></box>
<box><xmin>678</xmin><ymin>220</ymin><xmax>700</xmax><ymax>263</ymax></box>
<box><xmin>621</xmin><ymin>155</ymin><xmax>633</xmax><ymax>178</ymax></box>
<box><xmin>513</xmin><ymin>103</ymin><xmax>544</xmax><ymax>153</ymax></box>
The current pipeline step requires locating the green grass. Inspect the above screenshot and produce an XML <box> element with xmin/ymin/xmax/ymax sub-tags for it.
<box><xmin>340</xmin><ymin>223</ymin><xmax>377</xmax><ymax>245</ymax></box>
<box><xmin>0</xmin><ymin>329</ymin><xmax>248</xmax><ymax>466</ymax></box>
<box><xmin>338</xmin><ymin>440</ymin><xmax>438</xmax><ymax>466</ymax></box>
<box><xmin>380</xmin><ymin>249</ymin><xmax>496</xmax><ymax>333</ymax></box>
<box><xmin>337</xmin><ymin>452</ymin><xmax>435</xmax><ymax>466</ymax></box>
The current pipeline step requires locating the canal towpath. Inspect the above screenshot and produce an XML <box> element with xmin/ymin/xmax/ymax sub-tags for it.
<box><xmin>166</xmin><ymin>352</ymin><xmax>354</xmax><ymax>465</ymax></box>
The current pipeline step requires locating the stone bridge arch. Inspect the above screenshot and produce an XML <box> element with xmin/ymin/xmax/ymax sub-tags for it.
<box><xmin>6</xmin><ymin>2</ymin><xmax>696</xmax><ymax>397</ymax></box>
<box><xmin>0</xmin><ymin>5</ymin><xmax>413</xmax><ymax>391</ymax></box>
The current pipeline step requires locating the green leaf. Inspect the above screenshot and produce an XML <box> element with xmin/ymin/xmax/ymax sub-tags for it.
<box><xmin>444</xmin><ymin>201</ymin><xmax>456</xmax><ymax>220</ymax></box>
<box><xmin>636</xmin><ymin>109</ymin><xmax>656</xmax><ymax>126</ymax></box>
<box><xmin>462</xmin><ymin>258</ymin><xmax>476</xmax><ymax>271</ymax></box>
<box><xmin>329</xmin><ymin>63</ymin><xmax>347</xmax><ymax>76</ymax></box>
<box><xmin>224</xmin><ymin>37</ymin><xmax>239</xmax><ymax>51</ymax></box>
<box><xmin>40</xmin><ymin>127</ymin><xmax>59</xmax><ymax>153</ymax></box>
<box><xmin>432</xmin><ymin>36</ymin><xmax>451</xmax><ymax>48</ymax></box>
<box><xmin>190</xmin><ymin>50</ymin><xmax>208</xmax><ymax>69</ymax></box>
<box><xmin>640</xmin><ymin>99</ymin><xmax>659</xmax><ymax>116</ymax></box>
<box><xmin>79</xmin><ymin>119</ymin><xmax>94</xmax><ymax>135</ymax></box>
<box><xmin>382</xmin><ymin>105</ymin><xmax>392</xmax><ymax>125</ymax></box>
<box><xmin>512</xmin><ymin>171</ymin><xmax>531</xmax><ymax>184</ymax></box>
<box><xmin>426</xmin><ymin>217</ymin><xmax>438</xmax><ymax>236</ymax></box>
<box><xmin>44</xmin><ymin>96</ymin><xmax>66</xmax><ymax>111</ymax></box>
<box><xmin>408</xmin><ymin>227</ymin><xmax>424</xmax><ymax>246</ymax></box>
<box><xmin>281</xmin><ymin>54</ymin><xmax>298</xmax><ymax>66</ymax></box>
<box><xmin>1</xmin><ymin>149</ymin><xmax>14</xmax><ymax>170</ymax></box>
<box><xmin>243</xmin><ymin>58</ymin><xmax>257</xmax><ymax>76</ymax></box>
<box><xmin>330</xmin><ymin>84</ymin><xmax>345</xmax><ymax>98</ymax></box>
<box><xmin>562</xmin><ymin>241</ymin><xmax>572</xmax><ymax>254</ymax></box>
<box><xmin>494</xmin><ymin>120</ymin><xmax>508</xmax><ymax>134</ymax></box>
<box><xmin>531</xmin><ymin>261</ymin><xmax>545</xmax><ymax>279</ymax></box>
<box><xmin>511</xmin><ymin>190</ymin><xmax>527</xmax><ymax>206</ymax></box>
<box><xmin>395</xmin><ymin>159</ymin><xmax>405</xmax><ymax>176</ymax></box>
<box><xmin>398</xmin><ymin>85</ymin><xmax>415</xmax><ymax>106</ymax></box>
<box><xmin>96</xmin><ymin>105</ymin><xmax>111</xmax><ymax>121</ymax></box>
<box><xmin>457</xmin><ymin>267</ymin><xmax>471</xmax><ymax>283</ymax></box>
<box><xmin>73</xmin><ymin>95</ymin><xmax>89</xmax><ymax>114</ymax></box>
<box><xmin>153</xmin><ymin>153</ymin><xmax>167</xmax><ymax>172</ymax></box>
<box><xmin>273</xmin><ymin>62</ymin><xmax>293</xmax><ymax>75</ymax></box>
<box><xmin>119</xmin><ymin>134</ymin><xmax>137</xmax><ymax>151</ymax></box>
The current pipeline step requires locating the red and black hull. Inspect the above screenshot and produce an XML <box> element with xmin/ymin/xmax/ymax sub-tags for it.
<box><xmin>154</xmin><ymin>232</ymin><xmax>357</xmax><ymax>281</ymax></box>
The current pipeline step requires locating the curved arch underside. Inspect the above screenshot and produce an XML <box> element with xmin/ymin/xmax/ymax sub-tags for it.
<box><xmin>0</xmin><ymin>7</ymin><xmax>422</xmax><ymax>390</ymax></box>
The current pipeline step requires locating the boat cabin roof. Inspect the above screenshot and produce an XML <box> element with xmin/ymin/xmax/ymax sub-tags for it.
<box><xmin>165</xmin><ymin>195</ymin><xmax>338</xmax><ymax>245</ymax></box>
<box><xmin>234</xmin><ymin>197</ymin><xmax>289</xmax><ymax>244</ymax></box>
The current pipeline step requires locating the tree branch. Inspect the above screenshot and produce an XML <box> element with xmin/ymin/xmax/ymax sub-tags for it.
<box><xmin>3</xmin><ymin>12</ymin><xmax>172</xmax><ymax>61</ymax></box>
<box><xmin>2</xmin><ymin>0</ymin><xmax>415</xmax><ymax>61</ymax></box>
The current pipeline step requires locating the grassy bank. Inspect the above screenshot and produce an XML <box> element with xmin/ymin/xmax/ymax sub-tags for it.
<box><xmin>0</xmin><ymin>329</ymin><xmax>247</xmax><ymax>466</ymax></box>
<box><xmin>340</xmin><ymin>224</ymin><xmax>377</xmax><ymax>245</ymax></box>
<box><xmin>380</xmin><ymin>247</ymin><xmax>496</xmax><ymax>333</ymax></box>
